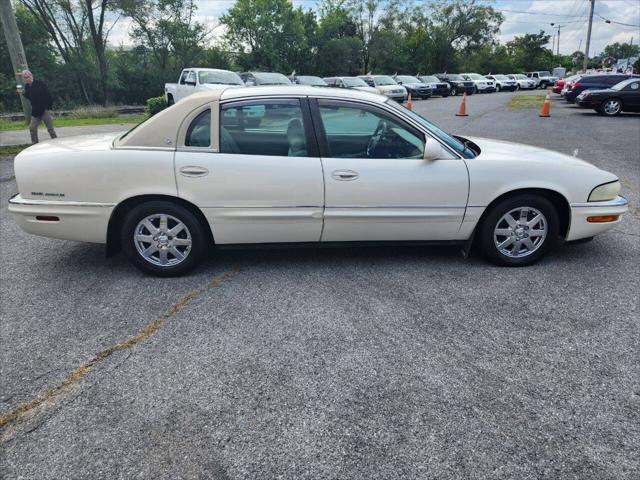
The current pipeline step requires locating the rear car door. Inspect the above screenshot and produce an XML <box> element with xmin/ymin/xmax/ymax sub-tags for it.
<box><xmin>174</xmin><ymin>98</ymin><xmax>325</xmax><ymax>244</ymax></box>
<box><xmin>311</xmin><ymin>98</ymin><xmax>469</xmax><ymax>242</ymax></box>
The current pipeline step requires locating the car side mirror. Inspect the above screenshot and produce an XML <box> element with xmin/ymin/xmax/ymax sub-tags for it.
<box><xmin>424</xmin><ymin>138</ymin><xmax>446</xmax><ymax>162</ymax></box>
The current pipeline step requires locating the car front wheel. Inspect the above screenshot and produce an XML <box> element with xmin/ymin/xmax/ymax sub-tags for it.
<box><xmin>479</xmin><ymin>194</ymin><xmax>559</xmax><ymax>266</ymax></box>
<box><xmin>121</xmin><ymin>201</ymin><xmax>208</xmax><ymax>276</ymax></box>
<box><xmin>496</xmin><ymin>85</ymin><xmax>501</xmax><ymax>92</ymax></box>
<box><xmin>450</xmin><ymin>87</ymin><xmax>458</xmax><ymax>96</ymax></box>
<box><xmin>600</xmin><ymin>98</ymin><xmax>622</xmax><ymax>116</ymax></box>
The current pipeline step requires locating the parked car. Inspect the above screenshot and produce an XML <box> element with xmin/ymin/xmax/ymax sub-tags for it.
<box><xmin>561</xmin><ymin>75</ymin><xmax>581</xmax><ymax>97</ymax></box>
<box><xmin>393</xmin><ymin>75</ymin><xmax>433</xmax><ymax>99</ymax></box>
<box><xmin>552</xmin><ymin>75</ymin><xmax>577</xmax><ymax>94</ymax></box>
<box><xmin>240</xmin><ymin>72</ymin><xmax>292</xmax><ymax>86</ymax></box>
<box><xmin>565</xmin><ymin>73</ymin><xmax>639</xmax><ymax>103</ymax></box>
<box><xmin>358</xmin><ymin>75</ymin><xmax>407</xmax><ymax>101</ymax></box>
<box><xmin>434</xmin><ymin>74</ymin><xmax>474</xmax><ymax>96</ymax></box>
<box><xmin>323</xmin><ymin>76</ymin><xmax>379</xmax><ymax>94</ymax></box>
<box><xmin>525</xmin><ymin>71</ymin><xmax>558</xmax><ymax>89</ymax></box>
<box><xmin>507</xmin><ymin>74</ymin><xmax>536</xmax><ymax>90</ymax></box>
<box><xmin>417</xmin><ymin>75</ymin><xmax>450</xmax><ymax>96</ymax></box>
<box><xmin>485</xmin><ymin>74</ymin><xmax>517</xmax><ymax>92</ymax></box>
<box><xmin>291</xmin><ymin>75</ymin><xmax>329</xmax><ymax>87</ymax></box>
<box><xmin>9</xmin><ymin>86</ymin><xmax>627</xmax><ymax>276</ymax></box>
<box><xmin>575</xmin><ymin>77</ymin><xmax>640</xmax><ymax>115</ymax></box>
<box><xmin>164</xmin><ymin>68</ymin><xmax>244</xmax><ymax>105</ymax></box>
<box><xmin>460</xmin><ymin>73</ymin><xmax>496</xmax><ymax>93</ymax></box>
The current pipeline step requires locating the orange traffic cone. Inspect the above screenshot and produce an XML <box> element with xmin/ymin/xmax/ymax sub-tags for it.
<box><xmin>406</xmin><ymin>92</ymin><xmax>413</xmax><ymax>110</ymax></box>
<box><xmin>456</xmin><ymin>92</ymin><xmax>468</xmax><ymax>116</ymax></box>
<box><xmin>539</xmin><ymin>93</ymin><xmax>551</xmax><ymax>117</ymax></box>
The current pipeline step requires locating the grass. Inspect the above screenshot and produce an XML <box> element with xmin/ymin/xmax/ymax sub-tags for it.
<box><xmin>0</xmin><ymin>144</ymin><xmax>30</xmax><ymax>156</ymax></box>
<box><xmin>0</xmin><ymin>113</ymin><xmax>147</xmax><ymax>131</ymax></box>
<box><xmin>509</xmin><ymin>95</ymin><xmax>546</xmax><ymax>109</ymax></box>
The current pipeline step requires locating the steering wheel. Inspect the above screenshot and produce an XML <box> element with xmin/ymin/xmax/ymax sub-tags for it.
<box><xmin>366</xmin><ymin>120</ymin><xmax>389</xmax><ymax>157</ymax></box>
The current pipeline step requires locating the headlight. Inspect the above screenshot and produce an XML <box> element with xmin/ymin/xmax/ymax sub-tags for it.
<box><xmin>589</xmin><ymin>180</ymin><xmax>621</xmax><ymax>202</ymax></box>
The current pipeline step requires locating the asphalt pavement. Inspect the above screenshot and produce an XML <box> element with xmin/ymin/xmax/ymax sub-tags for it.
<box><xmin>1</xmin><ymin>90</ymin><xmax>639</xmax><ymax>479</ymax></box>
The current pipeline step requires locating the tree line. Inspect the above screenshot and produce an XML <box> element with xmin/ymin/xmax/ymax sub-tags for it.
<box><xmin>1</xmin><ymin>0</ymin><xmax>638</xmax><ymax>111</ymax></box>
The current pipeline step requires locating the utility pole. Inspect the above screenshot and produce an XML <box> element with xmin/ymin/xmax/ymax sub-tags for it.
<box><xmin>550</xmin><ymin>23</ymin><xmax>562</xmax><ymax>56</ymax></box>
<box><xmin>0</xmin><ymin>0</ymin><xmax>30</xmax><ymax>122</ymax></box>
<box><xmin>583</xmin><ymin>0</ymin><xmax>595</xmax><ymax>72</ymax></box>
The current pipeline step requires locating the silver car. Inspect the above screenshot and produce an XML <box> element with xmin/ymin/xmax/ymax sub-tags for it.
<box><xmin>507</xmin><ymin>74</ymin><xmax>536</xmax><ymax>90</ymax></box>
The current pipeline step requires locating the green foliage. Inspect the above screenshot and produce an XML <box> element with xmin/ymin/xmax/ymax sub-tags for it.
<box><xmin>506</xmin><ymin>31</ymin><xmax>553</xmax><ymax>72</ymax></box>
<box><xmin>146</xmin><ymin>95</ymin><xmax>167</xmax><ymax>116</ymax></box>
<box><xmin>601</xmin><ymin>42</ymin><xmax>640</xmax><ymax>61</ymax></box>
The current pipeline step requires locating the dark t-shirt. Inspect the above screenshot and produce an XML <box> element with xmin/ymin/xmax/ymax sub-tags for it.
<box><xmin>24</xmin><ymin>79</ymin><xmax>53</xmax><ymax>117</ymax></box>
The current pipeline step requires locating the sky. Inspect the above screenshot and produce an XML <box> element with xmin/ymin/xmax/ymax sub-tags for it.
<box><xmin>106</xmin><ymin>0</ymin><xmax>640</xmax><ymax>57</ymax></box>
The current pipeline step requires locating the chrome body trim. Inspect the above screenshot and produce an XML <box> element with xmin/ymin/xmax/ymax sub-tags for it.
<box><xmin>9</xmin><ymin>195</ymin><xmax>115</xmax><ymax>208</ymax></box>
<box><xmin>570</xmin><ymin>196</ymin><xmax>628</xmax><ymax>208</ymax></box>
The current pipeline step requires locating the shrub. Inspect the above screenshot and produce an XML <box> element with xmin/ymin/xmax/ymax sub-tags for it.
<box><xmin>146</xmin><ymin>96</ymin><xmax>167</xmax><ymax>116</ymax></box>
<box><xmin>69</xmin><ymin>105</ymin><xmax>118</xmax><ymax>119</ymax></box>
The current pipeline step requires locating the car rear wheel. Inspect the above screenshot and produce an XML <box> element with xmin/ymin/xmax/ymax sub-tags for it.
<box><xmin>167</xmin><ymin>95</ymin><xmax>174</xmax><ymax>106</ymax></box>
<box><xmin>121</xmin><ymin>201</ymin><xmax>208</xmax><ymax>276</ymax></box>
<box><xmin>600</xmin><ymin>98</ymin><xmax>622</xmax><ymax>116</ymax></box>
<box><xmin>479</xmin><ymin>194</ymin><xmax>559</xmax><ymax>267</ymax></box>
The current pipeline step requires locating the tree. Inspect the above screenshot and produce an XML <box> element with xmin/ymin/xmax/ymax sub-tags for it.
<box><xmin>221</xmin><ymin>0</ymin><xmax>312</xmax><ymax>73</ymax></box>
<box><xmin>506</xmin><ymin>31</ymin><xmax>552</xmax><ymax>71</ymax></box>
<box><xmin>316</xmin><ymin>2</ymin><xmax>361</xmax><ymax>75</ymax></box>
<box><xmin>601</xmin><ymin>42</ymin><xmax>639</xmax><ymax>62</ymax></box>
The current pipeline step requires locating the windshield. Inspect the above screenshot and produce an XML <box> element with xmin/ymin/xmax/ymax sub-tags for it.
<box><xmin>254</xmin><ymin>72</ymin><xmax>291</xmax><ymax>85</ymax></box>
<box><xmin>396</xmin><ymin>75</ymin><xmax>421</xmax><ymax>84</ymax></box>
<box><xmin>447</xmin><ymin>74</ymin><xmax>464</xmax><ymax>81</ymax></box>
<box><xmin>539</xmin><ymin>71</ymin><xmax>552</xmax><ymax>77</ymax></box>
<box><xmin>419</xmin><ymin>76</ymin><xmax>439</xmax><ymax>83</ymax></box>
<box><xmin>513</xmin><ymin>74</ymin><xmax>528</xmax><ymax>79</ymax></box>
<box><xmin>343</xmin><ymin>77</ymin><xmax>368</xmax><ymax>87</ymax></box>
<box><xmin>296</xmin><ymin>76</ymin><xmax>327</xmax><ymax>86</ymax></box>
<box><xmin>465</xmin><ymin>73</ymin><xmax>484</xmax><ymax>80</ymax></box>
<box><xmin>611</xmin><ymin>77</ymin><xmax>638</xmax><ymax>90</ymax></box>
<box><xmin>493</xmin><ymin>74</ymin><xmax>508</xmax><ymax>80</ymax></box>
<box><xmin>385</xmin><ymin>100</ymin><xmax>474</xmax><ymax>158</ymax></box>
<box><xmin>198</xmin><ymin>70</ymin><xmax>243</xmax><ymax>85</ymax></box>
<box><xmin>374</xmin><ymin>76</ymin><xmax>397</xmax><ymax>86</ymax></box>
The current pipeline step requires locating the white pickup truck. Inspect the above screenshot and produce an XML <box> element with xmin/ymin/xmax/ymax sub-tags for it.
<box><xmin>164</xmin><ymin>68</ymin><xmax>244</xmax><ymax>105</ymax></box>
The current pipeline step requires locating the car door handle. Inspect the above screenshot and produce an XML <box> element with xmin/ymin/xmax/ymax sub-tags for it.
<box><xmin>331</xmin><ymin>170</ymin><xmax>359</xmax><ymax>181</ymax></box>
<box><xmin>179</xmin><ymin>166</ymin><xmax>209</xmax><ymax>177</ymax></box>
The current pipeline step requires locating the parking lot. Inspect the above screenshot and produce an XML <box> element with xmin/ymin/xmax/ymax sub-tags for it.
<box><xmin>1</xmin><ymin>90</ymin><xmax>639</xmax><ymax>479</ymax></box>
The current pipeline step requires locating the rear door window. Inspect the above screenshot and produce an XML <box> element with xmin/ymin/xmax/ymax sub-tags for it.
<box><xmin>220</xmin><ymin>99</ymin><xmax>310</xmax><ymax>157</ymax></box>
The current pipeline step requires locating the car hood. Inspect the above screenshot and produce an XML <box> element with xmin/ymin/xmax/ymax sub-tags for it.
<box><xmin>578</xmin><ymin>88</ymin><xmax>613</xmax><ymax>96</ymax></box>
<box><xmin>465</xmin><ymin>136</ymin><xmax>598</xmax><ymax>169</ymax></box>
<box><xmin>354</xmin><ymin>86</ymin><xmax>380</xmax><ymax>94</ymax></box>
<box><xmin>377</xmin><ymin>84</ymin><xmax>404</xmax><ymax>92</ymax></box>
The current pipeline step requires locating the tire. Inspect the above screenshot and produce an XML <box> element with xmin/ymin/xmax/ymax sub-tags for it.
<box><xmin>516</xmin><ymin>84</ymin><xmax>520</xmax><ymax>91</ymax></box>
<box><xmin>167</xmin><ymin>95</ymin><xmax>174</xmax><ymax>106</ymax></box>
<box><xmin>121</xmin><ymin>201</ymin><xmax>208</xmax><ymax>276</ymax></box>
<box><xmin>599</xmin><ymin>98</ymin><xmax>622</xmax><ymax>116</ymax></box>
<box><xmin>478</xmin><ymin>194</ymin><xmax>560</xmax><ymax>267</ymax></box>
<box><xmin>450</xmin><ymin>87</ymin><xmax>458</xmax><ymax>96</ymax></box>
<box><xmin>473</xmin><ymin>86</ymin><xmax>479</xmax><ymax>94</ymax></box>
<box><xmin>540</xmin><ymin>82</ymin><xmax>548</xmax><ymax>90</ymax></box>
<box><xmin>496</xmin><ymin>85</ymin><xmax>501</xmax><ymax>92</ymax></box>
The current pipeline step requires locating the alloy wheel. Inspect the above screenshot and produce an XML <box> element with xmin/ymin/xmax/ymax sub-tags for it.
<box><xmin>134</xmin><ymin>214</ymin><xmax>192</xmax><ymax>266</ymax></box>
<box><xmin>493</xmin><ymin>207</ymin><xmax>548</xmax><ymax>258</ymax></box>
<box><xmin>603</xmin><ymin>99</ymin><xmax>621</xmax><ymax>115</ymax></box>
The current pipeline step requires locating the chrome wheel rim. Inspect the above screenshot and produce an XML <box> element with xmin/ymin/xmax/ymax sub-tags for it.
<box><xmin>604</xmin><ymin>100</ymin><xmax>620</xmax><ymax>114</ymax></box>
<box><xmin>494</xmin><ymin>207</ymin><xmax>547</xmax><ymax>258</ymax></box>
<box><xmin>134</xmin><ymin>214</ymin><xmax>192</xmax><ymax>266</ymax></box>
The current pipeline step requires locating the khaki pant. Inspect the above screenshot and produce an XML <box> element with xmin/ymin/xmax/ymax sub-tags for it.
<box><xmin>29</xmin><ymin>110</ymin><xmax>57</xmax><ymax>144</ymax></box>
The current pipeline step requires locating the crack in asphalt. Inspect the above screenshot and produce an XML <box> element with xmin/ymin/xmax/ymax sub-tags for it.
<box><xmin>0</xmin><ymin>268</ymin><xmax>240</xmax><ymax>438</ymax></box>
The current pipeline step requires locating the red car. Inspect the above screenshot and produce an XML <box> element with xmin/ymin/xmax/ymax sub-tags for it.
<box><xmin>553</xmin><ymin>78</ymin><xmax>566</xmax><ymax>94</ymax></box>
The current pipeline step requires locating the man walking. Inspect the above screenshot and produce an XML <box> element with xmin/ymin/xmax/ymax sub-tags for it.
<box><xmin>21</xmin><ymin>70</ymin><xmax>57</xmax><ymax>144</ymax></box>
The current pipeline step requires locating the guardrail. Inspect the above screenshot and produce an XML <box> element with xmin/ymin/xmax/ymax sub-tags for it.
<box><xmin>1</xmin><ymin>105</ymin><xmax>146</xmax><ymax>122</ymax></box>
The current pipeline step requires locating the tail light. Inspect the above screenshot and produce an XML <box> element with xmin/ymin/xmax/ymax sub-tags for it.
<box><xmin>572</xmin><ymin>82</ymin><xmax>580</xmax><ymax>90</ymax></box>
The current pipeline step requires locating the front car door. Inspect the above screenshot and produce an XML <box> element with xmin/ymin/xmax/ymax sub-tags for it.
<box><xmin>174</xmin><ymin>97</ymin><xmax>324</xmax><ymax>244</ymax></box>
<box><xmin>311</xmin><ymin>98</ymin><xmax>469</xmax><ymax>242</ymax></box>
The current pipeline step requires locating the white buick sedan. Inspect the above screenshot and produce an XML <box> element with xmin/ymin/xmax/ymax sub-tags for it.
<box><xmin>9</xmin><ymin>87</ymin><xmax>627</xmax><ymax>276</ymax></box>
